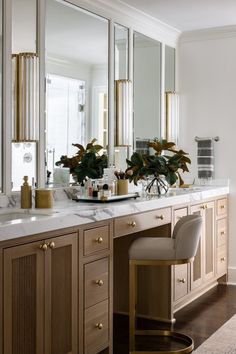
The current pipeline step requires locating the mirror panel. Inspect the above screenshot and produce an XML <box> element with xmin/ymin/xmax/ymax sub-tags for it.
<box><xmin>45</xmin><ymin>0</ymin><xmax>108</xmax><ymax>185</ymax></box>
<box><xmin>114</xmin><ymin>23</ymin><xmax>129</xmax><ymax>170</ymax></box>
<box><xmin>133</xmin><ymin>32</ymin><xmax>161</xmax><ymax>153</ymax></box>
<box><xmin>165</xmin><ymin>45</ymin><xmax>175</xmax><ymax>92</ymax></box>
<box><xmin>0</xmin><ymin>0</ymin><xmax>2</xmax><ymax>192</ymax></box>
<box><xmin>114</xmin><ymin>23</ymin><xmax>129</xmax><ymax>80</ymax></box>
<box><xmin>11</xmin><ymin>0</ymin><xmax>37</xmax><ymax>191</ymax></box>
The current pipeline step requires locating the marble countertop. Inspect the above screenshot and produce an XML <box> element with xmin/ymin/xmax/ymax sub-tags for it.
<box><xmin>0</xmin><ymin>184</ymin><xmax>229</xmax><ymax>243</ymax></box>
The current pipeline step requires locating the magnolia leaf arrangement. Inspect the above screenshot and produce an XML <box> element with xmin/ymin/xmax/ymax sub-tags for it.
<box><xmin>126</xmin><ymin>139</ymin><xmax>191</xmax><ymax>186</ymax></box>
<box><xmin>55</xmin><ymin>139</ymin><xmax>108</xmax><ymax>183</ymax></box>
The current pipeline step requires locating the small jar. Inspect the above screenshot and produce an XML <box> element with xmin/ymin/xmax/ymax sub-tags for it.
<box><xmin>35</xmin><ymin>189</ymin><xmax>53</xmax><ymax>208</ymax></box>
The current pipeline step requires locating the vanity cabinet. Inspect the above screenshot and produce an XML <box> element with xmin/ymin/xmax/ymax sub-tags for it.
<box><xmin>3</xmin><ymin>233</ymin><xmax>78</xmax><ymax>354</ymax></box>
<box><xmin>216</xmin><ymin>198</ymin><xmax>228</xmax><ymax>278</ymax></box>
<box><xmin>79</xmin><ymin>222</ymin><xmax>113</xmax><ymax>354</ymax></box>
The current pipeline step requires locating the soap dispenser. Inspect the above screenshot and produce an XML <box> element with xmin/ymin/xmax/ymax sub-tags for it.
<box><xmin>21</xmin><ymin>176</ymin><xmax>32</xmax><ymax>209</ymax></box>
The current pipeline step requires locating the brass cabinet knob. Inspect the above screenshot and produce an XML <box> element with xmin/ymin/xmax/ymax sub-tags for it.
<box><xmin>95</xmin><ymin>237</ymin><xmax>103</xmax><ymax>244</ymax></box>
<box><xmin>220</xmin><ymin>205</ymin><xmax>225</xmax><ymax>209</ymax></box>
<box><xmin>220</xmin><ymin>231</ymin><xmax>226</xmax><ymax>236</ymax></box>
<box><xmin>221</xmin><ymin>257</ymin><xmax>226</xmax><ymax>262</ymax></box>
<box><xmin>95</xmin><ymin>323</ymin><xmax>103</xmax><ymax>330</ymax></box>
<box><xmin>178</xmin><ymin>278</ymin><xmax>186</xmax><ymax>284</ymax></box>
<box><xmin>95</xmin><ymin>279</ymin><xmax>104</xmax><ymax>286</ymax></box>
<box><xmin>48</xmin><ymin>241</ymin><xmax>55</xmax><ymax>249</ymax></box>
<box><xmin>128</xmin><ymin>221</ymin><xmax>136</xmax><ymax>227</ymax></box>
<box><xmin>40</xmin><ymin>243</ymin><xmax>48</xmax><ymax>251</ymax></box>
<box><xmin>156</xmin><ymin>214</ymin><xmax>164</xmax><ymax>220</ymax></box>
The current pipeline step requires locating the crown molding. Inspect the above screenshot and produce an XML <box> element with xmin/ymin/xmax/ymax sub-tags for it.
<box><xmin>64</xmin><ymin>0</ymin><xmax>180</xmax><ymax>47</ymax></box>
<box><xmin>180</xmin><ymin>25</ymin><xmax>236</xmax><ymax>44</ymax></box>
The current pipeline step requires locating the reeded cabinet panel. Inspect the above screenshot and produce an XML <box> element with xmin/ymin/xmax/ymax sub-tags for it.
<box><xmin>4</xmin><ymin>242</ymin><xmax>44</xmax><ymax>354</ymax></box>
<box><xmin>190</xmin><ymin>206</ymin><xmax>203</xmax><ymax>290</ymax></box>
<box><xmin>45</xmin><ymin>234</ymin><xmax>78</xmax><ymax>354</ymax></box>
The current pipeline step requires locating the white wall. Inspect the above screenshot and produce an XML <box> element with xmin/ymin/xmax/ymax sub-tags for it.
<box><xmin>178</xmin><ymin>33</ymin><xmax>236</xmax><ymax>284</ymax></box>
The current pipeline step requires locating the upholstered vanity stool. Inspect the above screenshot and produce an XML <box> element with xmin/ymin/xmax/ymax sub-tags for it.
<box><xmin>129</xmin><ymin>214</ymin><xmax>202</xmax><ymax>354</ymax></box>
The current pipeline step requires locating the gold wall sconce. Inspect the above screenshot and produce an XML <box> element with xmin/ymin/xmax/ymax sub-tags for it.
<box><xmin>165</xmin><ymin>91</ymin><xmax>179</xmax><ymax>144</ymax></box>
<box><xmin>115</xmin><ymin>79</ymin><xmax>133</xmax><ymax>147</ymax></box>
<box><xmin>12</xmin><ymin>52</ymin><xmax>39</xmax><ymax>142</ymax></box>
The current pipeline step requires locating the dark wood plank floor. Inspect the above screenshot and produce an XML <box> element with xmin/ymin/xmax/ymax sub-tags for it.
<box><xmin>113</xmin><ymin>284</ymin><xmax>236</xmax><ymax>353</ymax></box>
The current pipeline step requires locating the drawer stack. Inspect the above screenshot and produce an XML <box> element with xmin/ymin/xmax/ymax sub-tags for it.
<box><xmin>81</xmin><ymin>223</ymin><xmax>112</xmax><ymax>354</ymax></box>
<box><xmin>216</xmin><ymin>198</ymin><xmax>228</xmax><ymax>277</ymax></box>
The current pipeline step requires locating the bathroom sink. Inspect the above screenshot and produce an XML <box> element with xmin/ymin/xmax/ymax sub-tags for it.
<box><xmin>0</xmin><ymin>210</ymin><xmax>56</xmax><ymax>224</ymax></box>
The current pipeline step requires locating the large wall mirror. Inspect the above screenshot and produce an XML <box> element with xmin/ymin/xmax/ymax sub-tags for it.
<box><xmin>45</xmin><ymin>0</ymin><xmax>108</xmax><ymax>185</ymax></box>
<box><xmin>133</xmin><ymin>32</ymin><xmax>161</xmax><ymax>154</ymax></box>
<box><xmin>11</xmin><ymin>0</ymin><xmax>37</xmax><ymax>191</ymax></box>
<box><xmin>0</xmin><ymin>0</ymin><xmax>2</xmax><ymax>192</ymax></box>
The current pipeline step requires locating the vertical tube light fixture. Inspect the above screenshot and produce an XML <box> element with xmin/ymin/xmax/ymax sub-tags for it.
<box><xmin>12</xmin><ymin>52</ymin><xmax>39</xmax><ymax>142</ymax></box>
<box><xmin>115</xmin><ymin>79</ymin><xmax>133</xmax><ymax>146</ymax></box>
<box><xmin>165</xmin><ymin>91</ymin><xmax>179</xmax><ymax>144</ymax></box>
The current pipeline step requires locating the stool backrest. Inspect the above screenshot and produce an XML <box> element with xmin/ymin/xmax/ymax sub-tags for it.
<box><xmin>173</xmin><ymin>215</ymin><xmax>202</xmax><ymax>260</ymax></box>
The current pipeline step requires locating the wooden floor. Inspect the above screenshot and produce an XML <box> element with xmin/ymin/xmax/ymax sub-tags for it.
<box><xmin>113</xmin><ymin>284</ymin><xmax>236</xmax><ymax>353</ymax></box>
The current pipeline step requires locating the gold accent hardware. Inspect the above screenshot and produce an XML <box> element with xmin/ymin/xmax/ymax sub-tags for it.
<box><xmin>220</xmin><ymin>231</ymin><xmax>226</xmax><ymax>236</ymax></box>
<box><xmin>221</xmin><ymin>257</ymin><xmax>226</xmax><ymax>262</ymax></box>
<box><xmin>40</xmin><ymin>243</ymin><xmax>48</xmax><ymax>251</ymax></box>
<box><xmin>48</xmin><ymin>241</ymin><xmax>55</xmax><ymax>249</ymax></box>
<box><xmin>95</xmin><ymin>237</ymin><xmax>103</xmax><ymax>244</ymax></box>
<box><xmin>178</xmin><ymin>278</ymin><xmax>186</xmax><ymax>284</ymax></box>
<box><xmin>220</xmin><ymin>205</ymin><xmax>225</xmax><ymax>209</ymax></box>
<box><xmin>95</xmin><ymin>279</ymin><xmax>104</xmax><ymax>286</ymax></box>
<box><xmin>156</xmin><ymin>215</ymin><xmax>164</xmax><ymax>220</ymax></box>
<box><xmin>95</xmin><ymin>323</ymin><xmax>103</xmax><ymax>330</ymax></box>
<box><xmin>128</xmin><ymin>221</ymin><xmax>136</xmax><ymax>227</ymax></box>
<box><xmin>201</xmin><ymin>204</ymin><xmax>208</xmax><ymax>210</ymax></box>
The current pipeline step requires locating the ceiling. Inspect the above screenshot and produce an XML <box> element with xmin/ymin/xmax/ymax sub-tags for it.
<box><xmin>119</xmin><ymin>0</ymin><xmax>236</xmax><ymax>32</ymax></box>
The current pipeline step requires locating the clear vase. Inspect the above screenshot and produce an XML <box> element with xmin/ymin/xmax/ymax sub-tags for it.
<box><xmin>145</xmin><ymin>176</ymin><xmax>169</xmax><ymax>196</ymax></box>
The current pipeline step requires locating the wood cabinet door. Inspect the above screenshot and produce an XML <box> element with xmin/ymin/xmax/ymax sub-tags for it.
<box><xmin>44</xmin><ymin>233</ymin><xmax>78</xmax><ymax>354</ymax></box>
<box><xmin>4</xmin><ymin>241</ymin><xmax>45</xmax><ymax>354</ymax></box>
<box><xmin>190</xmin><ymin>204</ymin><xmax>204</xmax><ymax>290</ymax></box>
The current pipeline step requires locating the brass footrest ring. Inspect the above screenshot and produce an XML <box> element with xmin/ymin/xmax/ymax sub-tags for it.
<box><xmin>130</xmin><ymin>329</ymin><xmax>194</xmax><ymax>354</ymax></box>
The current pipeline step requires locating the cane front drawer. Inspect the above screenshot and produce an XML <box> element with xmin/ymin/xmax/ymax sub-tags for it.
<box><xmin>84</xmin><ymin>257</ymin><xmax>109</xmax><ymax>308</ymax></box>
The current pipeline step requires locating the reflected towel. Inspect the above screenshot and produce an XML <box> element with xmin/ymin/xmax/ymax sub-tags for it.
<box><xmin>197</xmin><ymin>139</ymin><xmax>214</xmax><ymax>179</ymax></box>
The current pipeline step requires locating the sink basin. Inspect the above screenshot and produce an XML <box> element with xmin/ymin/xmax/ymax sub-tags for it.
<box><xmin>0</xmin><ymin>210</ymin><xmax>55</xmax><ymax>224</ymax></box>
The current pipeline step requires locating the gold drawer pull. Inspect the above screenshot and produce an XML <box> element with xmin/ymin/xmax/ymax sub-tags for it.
<box><xmin>40</xmin><ymin>243</ymin><xmax>48</xmax><ymax>251</ymax></box>
<box><xmin>95</xmin><ymin>237</ymin><xmax>103</xmax><ymax>244</ymax></box>
<box><xmin>220</xmin><ymin>257</ymin><xmax>226</xmax><ymax>262</ymax></box>
<box><xmin>128</xmin><ymin>221</ymin><xmax>136</xmax><ymax>228</ymax></box>
<box><xmin>220</xmin><ymin>231</ymin><xmax>226</xmax><ymax>236</ymax></box>
<box><xmin>48</xmin><ymin>241</ymin><xmax>55</xmax><ymax>249</ymax></box>
<box><xmin>178</xmin><ymin>278</ymin><xmax>186</xmax><ymax>284</ymax></box>
<box><xmin>220</xmin><ymin>205</ymin><xmax>225</xmax><ymax>209</ymax></box>
<box><xmin>156</xmin><ymin>214</ymin><xmax>164</xmax><ymax>220</ymax></box>
<box><xmin>95</xmin><ymin>323</ymin><xmax>103</xmax><ymax>330</ymax></box>
<box><xmin>95</xmin><ymin>279</ymin><xmax>104</xmax><ymax>286</ymax></box>
<box><xmin>201</xmin><ymin>205</ymin><xmax>207</xmax><ymax>210</ymax></box>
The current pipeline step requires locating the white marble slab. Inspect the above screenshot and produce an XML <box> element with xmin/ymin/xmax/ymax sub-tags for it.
<box><xmin>0</xmin><ymin>185</ymin><xmax>229</xmax><ymax>243</ymax></box>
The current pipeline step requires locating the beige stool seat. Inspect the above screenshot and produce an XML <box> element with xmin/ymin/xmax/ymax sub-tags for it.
<box><xmin>129</xmin><ymin>214</ymin><xmax>202</xmax><ymax>354</ymax></box>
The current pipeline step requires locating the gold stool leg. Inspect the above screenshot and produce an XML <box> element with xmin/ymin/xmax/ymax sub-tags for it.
<box><xmin>129</xmin><ymin>260</ymin><xmax>137</xmax><ymax>352</ymax></box>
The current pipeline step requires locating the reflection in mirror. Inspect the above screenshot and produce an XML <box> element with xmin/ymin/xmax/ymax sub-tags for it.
<box><xmin>133</xmin><ymin>32</ymin><xmax>161</xmax><ymax>154</ymax></box>
<box><xmin>165</xmin><ymin>46</ymin><xmax>178</xmax><ymax>143</ymax></box>
<box><xmin>45</xmin><ymin>0</ymin><xmax>108</xmax><ymax>186</ymax></box>
<box><xmin>114</xmin><ymin>24</ymin><xmax>130</xmax><ymax>170</ymax></box>
<box><xmin>11</xmin><ymin>0</ymin><xmax>37</xmax><ymax>190</ymax></box>
<box><xmin>0</xmin><ymin>0</ymin><xmax>2</xmax><ymax>192</ymax></box>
